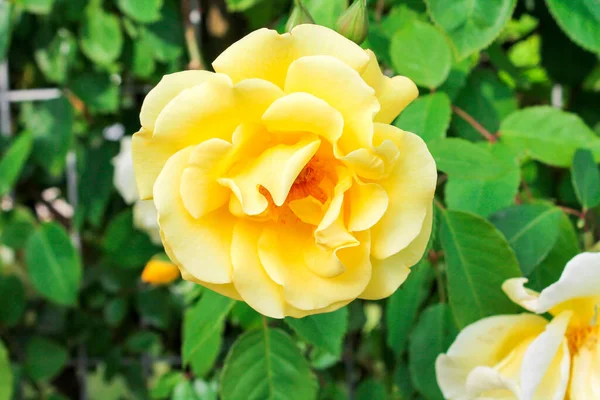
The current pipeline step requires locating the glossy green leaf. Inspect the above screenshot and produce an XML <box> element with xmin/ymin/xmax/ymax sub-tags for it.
<box><xmin>445</xmin><ymin>143</ymin><xmax>521</xmax><ymax>217</ymax></box>
<box><xmin>285</xmin><ymin>306</ymin><xmax>348</xmax><ymax>357</ymax></box>
<box><xmin>80</xmin><ymin>6</ymin><xmax>123</xmax><ymax>65</ymax></box>
<box><xmin>451</xmin><ymin>69</ymin><xmax>517</xmax><ymax>142</ymax></box>
<box><xmin>0</xmin><ymin>339</ymin><xmax>11</xmax><ymax>400</ymax></box>
<box><xmin>24</xmin><ymin>337</ymin><xmax>68</xmax><ymax>381</ymax></box>
<box><xmin>0</xmin><ymin>206</ymin><xmax>36</xmax><ymax>249</ymax></box>
<box><xmin>394</xmin><ymin>92</ymin><xmax>451</xmax><ymax>143</ymax></box>
<box><xmin>528</xmin><ymin>213</ymin><xmax>580</xmax><ymax>290</ymax></box>
<box><xmin>386</xmin><ymin>261</ymin><xmax>434</xmax><ymax>356</ymax></box>
<box><xmin>183</xmin><ymin>290</ymin><xmax>235</xmax><ymax>377</ymax></box>
<box><xmin>571</xmin><ymin>148</ymin><xmax>600</xmax><ymax>209</ymax></box>
<box><xmin>408</xmin><ymin>304</ymin><xmax>457</xmax><ymax>400</ymax></box>
<box><xmin>441</xmin><ymin>210</ymin><xmax>521</xmax><ymax>327</ymax></box>
<box><xmin>380</xmin><ymin>3</ymin><xmax>427</xmax><ymax>37</ymax></box>
<box><xmin>491</xmin><ymin>204</ymin><xmax>563</xmax><ymax>275</ymax></box>
<box><xmin>500</xmin><ymin>106</ymin><xmax>600</xmax><ymax>167</ymax></box>
<box><xmin>0</xmin><ymin>132</ymin><xmax>32</xmax><ymax>196</ymax></box>
<box><xmin>546</xmin><ymin>0</ymin><xmax>600</xmax><ymax>54</ymax></box>
<box><xmin>427</xmin><ymin>138</ymin><xmax>509</xmax><ymax>180</ymax></box>
<box><xmin>117</xmin><ymin>0</ymin><xmax>162</xmax><ymax>23</ymax></box>
<box><xmin>425</xmin><ymin>0</ymin><xmax>516</xmax><ymax>59</ymax></box>
<box><xmin>21</xmin><ymin>97</ymin><xmax>73</xmax><ymax>177</ymax></box>
<box><xmin>390</xmin><ymin>20</ymin><xmax>452</xmax><ymax>88</ymax></box>
<box><xmin>0</xmin><ymin>276</ymin><xmax>25</xmax><ymax>327</ymax></box>
<box><xmin>26</xmin><ymin>222</ymin><xmax>81</xmax><ymax>306</ymax></box>
<box><xmin>221</xmin><ymin>327</ymin><xmax>318</xmax><ymax>400</ymax></box>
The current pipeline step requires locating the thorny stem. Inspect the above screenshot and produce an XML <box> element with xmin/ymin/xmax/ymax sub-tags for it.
<box><xmin>452</xmin><ymin>105</ymin><xmax>498</xmax><ymax>143</ymax></box>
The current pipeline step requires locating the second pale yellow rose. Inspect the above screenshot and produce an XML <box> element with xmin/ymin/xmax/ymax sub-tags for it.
<box><xmin>132</xmin><ymin>24</ymin><xmax>436</xmax><ymax>318</ymax></box>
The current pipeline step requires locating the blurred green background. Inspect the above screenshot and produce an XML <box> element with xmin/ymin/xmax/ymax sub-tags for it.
<box><xmin>1</xmin><ymin>0</ymin><xmax>600</xmax><ymax>399</ymax></box>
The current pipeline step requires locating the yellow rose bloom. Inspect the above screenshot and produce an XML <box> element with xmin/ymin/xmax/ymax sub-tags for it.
<box><xmin>436</xmin><ymin>252</ymin><xmax>600</xmax><ymax>399</ymax></box>
<box><xmin>132</xmin><ymin>24</ymin><xmax>436</xmax><ymax>318</ymax></box>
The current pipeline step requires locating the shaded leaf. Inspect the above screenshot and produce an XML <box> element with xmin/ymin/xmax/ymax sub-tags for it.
<box><xmin>546</xmin><ymin>0</ymin><xmax>600</xmax><ymax>54</ymax></box>
<box><xmin>285</xmin><ymin>306</ymin><xmax>348</xmax><ymax>357</ymax></box>
<box><xmin>25</xmin><ymin>337</ymin><xmax>67</xmax><ymax>381</ymax></box>
<box><xmin>394</xmin><ymin>92</ymin><xmax>451</xmax><ymax>143</ymax></box>
<box><xmin>441</xmin><ymin>210</ymin><xmax>521</xmax><ymax>327</ymax></box>
<box><xmin>0</xmin><ymin>132</ymin><xmax>33</xmax><ymax>196</ymax></box>
<box><xmin>571</xmin><ymin>148</ymin><xmax>600</xmax><ymax>209</ymax></box>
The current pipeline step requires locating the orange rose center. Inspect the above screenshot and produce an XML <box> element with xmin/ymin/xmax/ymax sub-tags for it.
<box><xmin>567</xmin><ymin>325</ymin><xmax>599</xmax><ymax>355</ymax></box>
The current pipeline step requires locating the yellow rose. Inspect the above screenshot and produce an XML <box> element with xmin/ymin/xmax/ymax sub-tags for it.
<box><xmin>436</xmin><ymin>252</ymin><xmax>600</xmax><ymax>399</ymax></box>
<box><xmin>132</xmin><ymin>24</ymin><xmax>436</xmax><ymax>318</ymax></box>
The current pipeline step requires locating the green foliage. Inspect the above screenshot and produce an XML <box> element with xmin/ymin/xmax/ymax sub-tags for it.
<box><xmin>441</xmin><ymin>210</ymin><xmax>521</xmax><ymax>327</ymax></box>
<box><xmin>390</xmin><ymin>20</ymin><xmax>451</xmax><ymax>89</ymax></box>
<box><xmin>25</xmin><ymin>222</ymin><xmax>81</xmax><ymax>306</ymax></box>
<box><xmin>1</xmin><ymin>0</ymin><xmax>599</xmax><ymax>398</ymax></box>
<box><xmin>220</xmin><ymin>327</ymin><xmax>318</xmax><ymax>400</ymax></box>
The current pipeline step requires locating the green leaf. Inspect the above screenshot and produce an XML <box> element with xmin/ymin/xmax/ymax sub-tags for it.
<box><xmin>285</xmin><ymin>307</ymin><xmax>348</xmax><ymax>357</ymax></box>
<box><xmin>0</xmin><ymin>132</ymin><xmax>32</xmax><ymax>196</ymax></box>
<box><xmin>394</xmin><ymin>92</ymin><xmax>451</xmax><ymax>143</ymax></box>
<box><xmin>528</xmin><ymin>213</ymin><xmax>580</xmax><ymax>290</ymax></box>
<box><xmin>104</xmin><ymin>209</ymin><xmax>157</xmax><ymax>269</ymax></box>
<box><xmin>144</xmin><ymin>1</ymin><xmax>184</xmax><ymax>63</ymax></box>
<box><xmin>425</xmin><ymin>0</ymin><xmax>516</xmax><ymax>59</ymax></box>
<box><xmin>445</xmin><ymin>143</ymin><xmax>521</xmax><ymax>217</ymax></box>
<box><xmin>21</xmin><ymin>97</ymin><xmax>73</xmax><ymax>177</ymax></box>
<box><xmin>34</xmin><ymin>28</ymin><xmax>77</xmax><ymax>84</ymax></box>
<box><xmin>80</xmin><ymin>5</ymin><xmax>123</xmax><ymax>65</ymax></box>
<box><xmin>427</xmin><ymin>138</ymin><xmax>509</xmax><ymax>180</ymax></box>
<box><xmin>390</xmin><ymin>20</ymin><xmax>452</xmax><ymax>89</ymax></box>
<box><xmin>451</xmin><ymin>69</ymin><xmax>517</xmax><ymax>142</ymax></box>
<box><xmin>571</xmin><ymin>148</ymin><xmax>600</xmax><ymax>209</ymax></box>
<box><xmin>380</xmin><ymin>3</ymin><xmax>428</xmax><ymax>37</ymax></box>
<box><xmin>136</xmin><ymin>288</ymin><xmax>172</xmax><ymax>329</ymax></box>
<box><xmin>408</xmin><ymin>304</ymin><xmax>457</xmax><ymax>400</ymax></box>
<box><xmin>24</xmin><ymin>337</ymin><xmax>67</xmax><ymax>381</ymax></box>
<box><xmin>0</xmin><ymin>340</ymin><xmax>11</xmax><ymax>400</ymax></box>
<box><xmin>20</xmin><ymin>0</ymin><xmax>55</xmax><ymax>14</ymax></box>
<box><xmin>117</xmin><ymin>0</ymin><xmax>162</xmax><ymax>23</ymax></box>
<box><xmin>0</xmin><ymin>276</ymin><xmax>25</xmax><ymax>327</ymax></box>
<box><xmin>132</xmin><ymin>33</ymin><xmax>156</xmax><ymax>78</ymax></box>
<box><xmin>500</xmin><ymin>106</ymin><xmax>600</xmax><ymax>167</ymax></box>
<box><xmin>355</xmin><ymin>379</ymin><xmax>387</xmax><ymax>400</ymax></box>
<box><xmin>491</xmin><ymin>204</ymin><xmax>563</xmax><ymax>276</ymax></box>
<box><xmin>75</xmin><ymin>140</ymin><xmax>117</xmax><ymax>228</ymax></box>
<box><xmin>104</xmin><ymin>297</ymin><xmax>128</xmax><ymax>327</ymax></box>
<box><xmin>183</xmin><ymin>290</ymin><xmax>235</xmax><ymax>377</ymax></box>
<box><xmin>0</xmin><ymin>3</ymin><xmax>13</xmax><ymax>62</ymax></box>
<box><xmin>150</xmin><ymin>371</ymin><xmax>183</xmax><ymax>399</ymax></box>
<box><xmin>303</xmin><ymin>0</ymin><xmax>347</xmax><ymax>29</ymax></box>
<box><xmin>26</xmin><ymin>222</ymin><xmax>81</xmax><ymax>306</ymax></box>
<box><xmin>69</xmin><ymin>71</ymin><xmax>120</xmax><ymax>115</ymax></box>
<box><xmin>440</xmin><ymin>210</ymin><xmax>521</xmax><ymax>327</ymax></box>
<box><xmin>546</xmin><ymin>0</ymin><xmax>600</xmax><ymax>54</ymax></box>
<box><xmin>386</xmin><ymin>261</ymin><xmax>434</xmax><ymax>356</ymax></box>
<box><xmin>438</xmin><ymin>53</ymin><xmax>478</xmax><ymax>101</ymax></box>
<box><xmin>221</xmin><ymin>327</ymin><xmax>318</xmax><ymax>400</ymax></box>
<box><xmin>0</xmin><ymin>206</ymin><xmax>36</xmax><ymax>249</ymax></box>
<box><xmin>172</xmin><ymin>380</ymin><xmax>201</xmax><ymax>400</ymax></box>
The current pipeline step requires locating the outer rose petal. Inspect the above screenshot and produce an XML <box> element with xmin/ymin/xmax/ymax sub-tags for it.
<box><xmin>361</xmin><ymin>49</ymin><xmax>418</xmax><ymax>124</ymax></box>
<box><xmin>134</xmin><ymin>78</ymin><xmax>283</xmax><ymax>199</ymax></box>
<box><xmin>140</xmin><ymin>70</ymin><xmax>226</xmax><ymax>132</ymax></box>
<box><xmin>258</xmin><ymin>227</ymin><xmax>371</xmax><ymax>310</ymax></box>
<box><xmin>212</xmin><ymin>25</ymin><xmax>370</xmax><ymax>88</ymax></box>
<box><xmin>370</xmin><ymin>124</ymin><xmax>437</xmax><ymax>259</ymax></box>
<box><xmin>504</xmin><ymin>252</ymin><xmax>600</xmax><ymax>327</ymax></box>
<box><xmin>231</xmin><ymin>221</ymin><xmax>286</xmax><ymax>318</ymax></box>
<box><xmin>435</xmin><ymin>314</ymin><xmax>547</xmax><ymax>400</ymax></box>
<box><xmin>284</xmin><ymin>55</ymin><xmax>380</xmax><ymax>154</ymax></box>
<box><xmin>154</xmin><ymin>147</ymin><xmax>235</xmax><ymax>284</ymax></box>
<box><xmin>360</xmin><ymin>203</ymin><xmax>432</xmax><ymax>300</ymax></box>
